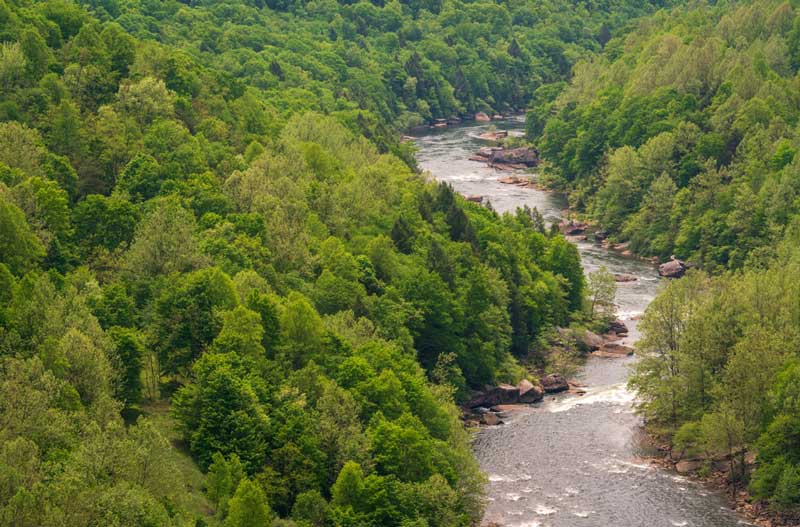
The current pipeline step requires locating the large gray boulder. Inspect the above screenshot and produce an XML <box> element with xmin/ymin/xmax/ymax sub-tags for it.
<box><xmin>540</xmin><ymin>373</ymin><xmax>569</xmax><ymax>393</ymax></box>
<box><xmin>489</xmin><ymin>147</ymin><xmax>539</xmax><ymax>167</ymax></box>
<box><xmin>518</xmin><ymin>379</ymin><xmax>544</xmax><ymax>403</ymax></box>
<box><xmin>659</xmin><ymin>258</ymin><xmax>687</xmax><ymax>278</ymax></box>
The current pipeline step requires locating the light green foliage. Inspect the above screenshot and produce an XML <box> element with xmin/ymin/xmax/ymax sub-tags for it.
<box><xmin>632</xmin><ymin>236</ymin><xmax>800</xmax><ymax>507</ymax></box>
<box><xmin>538</xmin><ymin>1</ymin><xmax>800</xmax><ymax>270</ymax></box>
<box><xmin>225</xmin><ymin>479</ymin><xmax>272</xmax><ymax>527</ymax></box>
<box><xmin>0</xmin><ymin>192</ymin><xmax>45</xmax><ymax>275</ymax></box>
<box><xmin>586</xmin><ymin>265</ymin><xmax>616</xmax><ymax>319</ymax></box>
<box><xmin>0</xmin><ymin>0</ymin><xmax>657</xmax><ymax>522</ymax></box>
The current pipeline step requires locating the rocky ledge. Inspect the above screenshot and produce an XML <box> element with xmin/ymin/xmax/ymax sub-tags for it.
<box><xmin>469</xmin><ymin>146</ymin><xmax>539</xmax><ymax>167</ymax></box>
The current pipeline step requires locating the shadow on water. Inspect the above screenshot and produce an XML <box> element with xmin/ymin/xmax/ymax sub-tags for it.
<box><xmin>411</xmin><ymin>120</ymin><xmax>746</xmax><ymax>527</ymax></box>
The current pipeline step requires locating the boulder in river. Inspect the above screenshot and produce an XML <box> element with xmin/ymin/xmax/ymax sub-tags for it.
<box><xmin>608</xmin><ymin>319</ymin><xmax>629</xmax><ymax>335</ymax></box>
<box><xmin>518</xmin><ymin>379</ymin><xmax>544</xmax><ymax>403</ymax></box>
<box><xmin>559</xmin><ymin>220</ymin><xmax>588</xmax><ymax>236</ymax></box>
<box><xmin>580</xmin><ymin>330</ymin><xmax>605</xmax><ymax>351</ymax></box>
<box><xmin>540</xmin><ymin>373</ymin><xmax>569</xmax><ymax>393</ymax></box>
<box><xmin>481</xmin><ymin>412</ymin><xmax>503</xmax><ymax>426</ymax></box>
<box><xmin>479</xmin><ymin>130</ymin><xmax>508</xmax><ymax>141</ymax></box>
<box><xmin>598</xmin><ymin>342</ymin><xmax>634</xmax><ymax>356</ymax></box>
<box><xmin>659</xmin><ymin>257</ymin><xmax>687</xmax><ymax>278</ymax></box>
<box><xmin>496</xmin><ymin>383</ymin><xmax>520</xmax><ymax>403</ymax></box>
<box><xmin>614</xmin><ymin>273</ymin><xmax>637</xmax><ymax>282</ymax></box>
<box><xmin>475</xmin><ymin>112</ymin><xmax>491</xmax><ymax>122</ymax></box>
<box><xmin>466</xmin><ymin>383</ymin><xmax>520</xmax><ymax>407</ymax></box>
<box><xmin>489</xmin><ymin>147</ymin><xmax>538</xmax><ymax>167</ymax></box>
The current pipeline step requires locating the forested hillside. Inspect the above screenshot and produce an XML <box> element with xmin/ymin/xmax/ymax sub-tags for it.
<box><xmin>0</xmin><ymin>0</ymin><xmax>670</xmax><ymax>525</ymax></box>
<box><xmin>531</xmin><ymin>0</ymin><xmax>800</xmax><ymax>513</ymax></box>
<box><xmin>533</xmin><ymin>0</ymin><xmax>800</xmax><ymax>271</ymax></box>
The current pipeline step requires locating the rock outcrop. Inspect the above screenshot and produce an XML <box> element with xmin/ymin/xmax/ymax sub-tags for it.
<box><xmin>559</xmin><ymin>220</ymin><xmax>588</xmax><ymax>236</ymax></box>
<box><xmin>659</xmin><ymin>257</ymin><xmax>687</xmax><ymax>278</ymax></box>
<box><xmin>518</xmin><ymin>379</ymin><xmax>544</xmax><ymax>403</ymax></box>
<box><xmin>580</xmin><ymin>330</ymin><xmax>605</xmax><ymax>351</ymax></box>
<box><xmin>475</xmin><ymin>112</ymin><xmax>491</xmax><ymax>122</ymax></box>
<box><xmin>489</xmin><ymin>147</ymin><xmax>538</xmax><ymax>167</ymax></box>
<box><xmin>540</xmin><ymin>373</ymin><xmax>569</xmax><ymax>393</ymax></box>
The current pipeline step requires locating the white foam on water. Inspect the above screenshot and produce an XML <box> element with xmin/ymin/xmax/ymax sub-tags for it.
<box><xmin>616</xmin><ymin>309</ymin><xmax>644</xmax><ymax>320</ymax></box>
<box><xmin>488</xmin><ymin>473</ymin><xmax>531</xmax><ymax>483</ymax></box>
<box><xmin>513</xmin><ymin>522</ymin><xmax>541</xmax><ymax>527</ymax></box>
<box><xmin>618</xmin><ymin>460</ymin><xmax>652</xmax><ymax>471</ymax></box>
<box><xmin>670</xmin><ymin>521</ymin><xmax>688</xmax><ymax>526</ymax></box>
<box><xmin>534</xmin><ymin>505</ymin><xmax>557</xmax><ymax>515</ymax></box>
<box><xmin>506</xmin><ymin>493</ymin><xmax>523</xmax><ymax>501</ymax></box>
<box><xmin>548</xmin><ymin>383</ymin><xmax>636</xmax><ymax>413</ymax></box>
<box><xmin>564</xmin><ymin>487</ymin><xmax>580</xmax><ymax>496</ymax></box>
<box><xmin>573</xmin><ymin>511</ymin><xmax>593</xmax><ymax>518</ymax></box>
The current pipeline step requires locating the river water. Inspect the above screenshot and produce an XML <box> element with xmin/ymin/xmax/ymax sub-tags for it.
<box><xmin>411</xmin><ymin>120</ymin><xmax>746</xmax><ymax>527</ymax></box>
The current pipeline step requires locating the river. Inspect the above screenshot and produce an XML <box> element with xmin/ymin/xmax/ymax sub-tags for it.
<box><xmin>411</xmin><ymin>119</ymin><xmax>747</xmax><ymax>527</ymax></box>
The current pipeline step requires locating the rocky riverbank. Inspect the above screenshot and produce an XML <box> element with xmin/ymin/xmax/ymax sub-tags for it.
<box><xmin>646</xmin><ymin>445</ymin><xmax>800</xmax><ymax>527</ymax></box>
<box><xmin>462</xmin><ymin>320</ymin><xmax>634</xmax><ymax>426</ymax></box>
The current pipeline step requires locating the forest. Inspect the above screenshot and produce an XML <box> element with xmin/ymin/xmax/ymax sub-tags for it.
<box><xmin>529</xmin><ymin>0</ymin><xmax>800</xmax><ymax>513</ymax></box>
<box><xmin>0</xmin><ymin>0</ymin><xmax>675</xmax><ymax>526</ymax></box>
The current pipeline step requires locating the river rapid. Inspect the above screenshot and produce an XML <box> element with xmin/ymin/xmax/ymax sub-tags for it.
<box><xmin>411</xmin><ymin>119</ymin><xmax>747</xmax><ymax>527</ymax></box>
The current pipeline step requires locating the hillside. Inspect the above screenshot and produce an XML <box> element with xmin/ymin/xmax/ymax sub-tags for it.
<box><xmin>0</xmin><ymin>0</ymin><xmax>671</xmax><ymax>525</ymax></box>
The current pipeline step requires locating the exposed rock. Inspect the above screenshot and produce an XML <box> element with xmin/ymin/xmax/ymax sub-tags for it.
<box><xmin>676</xmin><ymin>459</ymin><xmax>703</xmax><ymax>474</ymax></box>
<box><xmin>594</xmin><ymin>230</ymin><xmax>608</xmax><ymax>241</ymax></box>
<box><xmin>614</xmin><ymin>273</ymin><xmax>638</xmax><ymax>282</ymax></box>
<box><xmin>447</xmin><ymin>117</ymin><xmax>461</xmax><ymax>125</ymax></box>
<box><xmin>482</xmin><ymin>412</ymin><xmax>502</xmax><ymax>426</ymax></box>
<box><xmin>659</xmin><ymin>257</ymin><xmax>687</xmax><ymax>278</ymax></box>
<box><xmin>580</xmin><ymin>330</ymin><xmax>605</xmax><ymax>351</ymax></box>
<box><xmin>559</xmin><ymin>220</ymin><xmax>588</xmax><ymax>236</ymax></box>
<box><xmin>498</xmin><ymin>176</ymin><xmax>520</xmax><ymax>184</ymax></box>
<box><xmin>518</xmin><ymin>379</ymin><xmax>544</xmax><ymax>403</ymax></box>
<box><xmin>433</xmin><ymin>122</ymin><xmax>448</xmax><ymax>128</ymax></box>
<box><xmin>612</xmin><ymin>241</ymin><xmax>630</xmax><ymax>251</ymax></box>
<box><xmin>469</xmin><ymin>155</ymin><xmax>489</xmax><ymax>162</ymax></box>
<box><xmin>467</xmin><ymin>383</ymin><xmax>520</xmax><ymax>407</ymax></box>
<box><xmin>464</xmin><ymin>194</ymin><xmax>483</xmax><ymax>203</ymax></box>
<box><xmin>492</xmin><ymin>114</ymin><xmax>504</xmax><ymax>120</ymax></box>
<box><xmin>599</xmin><ymin>342</ymin><xmax>634</xmax><ymax>356</ymax></box>
<box><xmin>497</xmin><ymin>383</ymin><xmax>520</xmax><ymax>403</ymax></box>
<box><xmin>608</xmin><ymin>319</ymin><xmax>629</xmax><ymax>335</ymax></box>
<box><xmin>478</xmin><ymin>130</ymin><xmax>508</xmax><ymax>141</ymax></box>
<box><xmin>475</xmin><ymin>112</ymin><xmax>491</xmax><ymax>122</ymax></box>
<box><xmin>489</xmin><ymin>147</ymin><xmax>539</xmax><ymax>167</ymax></box>
<box><xmin>540</xmin><ymin>373</ymin><xmax>569</xmax><ymax>393</ymax></box>
<box><xmin>400</xmin><ymin>135</ymin><xmax>415</xmax><ymax>143</ymax></box>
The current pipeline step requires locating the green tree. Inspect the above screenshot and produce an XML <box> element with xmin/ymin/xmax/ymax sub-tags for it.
<box><xmin>0</xmin><ymin>193</ymin><xmax>45</xmax><ymax>275</ymax></box>
<box><xmin>108</xmin><ymin>326</ymin><xmax>144</xmax><ymax>406</ymax></box>
<box><xmin>225</xmin><ymin>479</ymin><xmax>272</xmax><ymax>527</ymax></box>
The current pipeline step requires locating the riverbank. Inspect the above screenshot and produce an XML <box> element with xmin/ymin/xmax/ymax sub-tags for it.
<box><xmin>645</xmin><ymin>441</ymin><xmax>800</xmax><ymax>527</ymax></box>
<box><xmin>412</xmin><ymin>120</ymin><xmax>745</xmax><ymax>527</ymax></box>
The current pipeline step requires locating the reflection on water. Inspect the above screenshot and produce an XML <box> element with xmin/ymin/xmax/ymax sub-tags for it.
<box><xmin>411</xmin><ymin>121</ymin><xmax>745</xmax><ymax>527</ymax></box>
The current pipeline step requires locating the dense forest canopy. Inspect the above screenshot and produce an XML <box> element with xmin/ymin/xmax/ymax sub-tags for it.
<box><xmin>0</xmin><ymin>0</ymin><xmax>676</xmax><ymax>525</ymax></box>
<box><xmin>530</xmin><ymin>0</ymin><xmax>800</xmax><ymax>512</ymax></box>
<box><xmin>533</xmin><ymin>0</ymin><xmax>800</xmax><ymax>271</ymax></box>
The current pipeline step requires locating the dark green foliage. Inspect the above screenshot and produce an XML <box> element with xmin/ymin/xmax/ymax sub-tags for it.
<box><xmin>0</xmin><ymin>0</ymin><xmax>664</xmax><ymax>523</ymax></box>
<box><xmin>108</xmin><ymin>326</ymin><xmax>144</xmax><ymax>405</ymax></box>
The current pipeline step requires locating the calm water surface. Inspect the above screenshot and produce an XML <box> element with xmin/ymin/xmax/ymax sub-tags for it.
<box><xmin>412</xmin><ymin>120</ymin><xmax>747</xmax><ymax>527</ymax></box>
